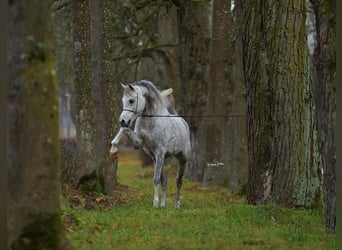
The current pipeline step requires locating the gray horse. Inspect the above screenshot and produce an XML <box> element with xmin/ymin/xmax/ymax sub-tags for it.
<box><xmin>110</xmin><ymin>80</ymin><xmax>191</xmax><ymax>208</ymax></box>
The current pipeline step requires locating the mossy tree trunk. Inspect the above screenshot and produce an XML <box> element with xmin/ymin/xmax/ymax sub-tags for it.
<box><xmin>72</xmin><ymin>0</ymin><xmax>99</xmax><ymax>192</ymax></box>
<box><xmin>73</xmin><ymin>0</ymin><xmax>118</xmax><ymax>194</ymax></box>
<box><xmin>311</xmin><ymin>0</ymin><xmax>336</xmax><ymax>233</ymax></box>
<box><xmin>176</xmin><ymin>0</ymin><xmax>211</xmax><ymax>182</ymax></box>
<box><xmin>241</xmin><ymin>0</ymin><xmax>321</xmax><ymax>207</ymax></box>
<box><xmin>7</xmin><ymin>0</ymin><xmax>67</xmax><ymax>248</ymax></box>
<box><xmin>90</xmin><ymin>0</ymin><xmax>118</xmax><ymax>195</ymax></box>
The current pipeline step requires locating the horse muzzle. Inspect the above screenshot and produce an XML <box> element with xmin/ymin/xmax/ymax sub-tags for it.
<box><xmin>120</xmin><ymin>119</ymin><xmax>131</xmax><ymax>128</ymax></box>
<box><xmin>119</xmin><ymin>112</ymin><xmax>131</xmax><ymax>127</ymax></box>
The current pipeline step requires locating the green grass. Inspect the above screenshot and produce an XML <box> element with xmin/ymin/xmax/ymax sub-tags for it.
<box><xmin>61</xmin><ymin>151</ymin><xmax>335</xmax><ymax>249</ymax></box>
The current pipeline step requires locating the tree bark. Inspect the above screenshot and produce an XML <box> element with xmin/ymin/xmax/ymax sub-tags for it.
<box><xmin>90</xmin><ymin>0</ymin><xmax>118</xmax><ymax>195</ymax></box>
<box><xmin>228</xmin><ymin>0</ymin><xmax>249</xmax><ymax>194</ymax></box>
<box><xmin>311</xmin><ymin>0</ymin><xmax>336</xmax><ymax>233</ymax></box>
<box><xmin>73</xmin><ymin>0</ymin><xmax>99</xmax><ymax>191</ymax></box>
<box><xmin>72</xmin><ymin>0</ymin><xmax>118</xmax><ymax>194</ymax></box>
<box><xmin>203</xmin><ymin>0</ymin><xmax>248</xmax><ymax>193</ymax></box>
<box><xmin>52</xmin><ymin>0</ymin><xmax>74</xmax><ymax>90</ymax></box>
<box><xmin>176</xmin><ymin>0</ymin><xmax>211</xmax><ymax>181</ymax></box>
<box><xmin>7</xmin><ymin>0</ymin><xmax>67</xmax><ymax>248</ymax></box>
<box><xmin>241</xmin><ymin>0</ymin><xmax>321</xmax><ymax>207</ymax></box>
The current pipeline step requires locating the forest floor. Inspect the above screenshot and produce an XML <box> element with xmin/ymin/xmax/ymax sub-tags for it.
<box><xmin>61</xmin><ymin>149</ymin><xmax>335</xmax><ymax>250</ymax></box>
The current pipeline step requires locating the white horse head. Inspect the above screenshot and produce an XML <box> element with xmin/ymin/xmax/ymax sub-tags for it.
<box><xmin>119</xmin><ymin>83</ymin><xmax>146</xmax><ymax>127</ymax></box>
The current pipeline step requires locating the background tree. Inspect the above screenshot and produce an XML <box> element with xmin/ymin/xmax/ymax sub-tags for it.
<box><xmin>175</xmin><ymin>0</ymin><xmax>211</xmax><ymax>182</ymax></box>
<box><xmin>175</xmin><ymin>0</ymin><xmax>248</xmax><ymax>193</ymax></box>
<box><xmin>52</xmin><ymin>0</ymin><xmax>74</xmax><ymax>96</ymax></box>
<box><xmin>227</xmin><ymin>0</ymin><xmax>249</xmax><ymax>194</ymax></box>
<box><xmin>52</xmin><ymin>0</ymin><xmax>77</xmax><ymax>187</ymax></box>
<box><xmin>203</xmin><ymin>0</ymin><xmax>232</xmax><ymax>187</ymax></box>
<box><xmin>241</xmin><ymin>0</ymin><xmax>321</xmax><ymax>207</ymax></box>
<box><xmin>7</xmin><ymin>0</ymin><xmax>67</xmax><ymax>248</ymax></box>
<box><xmin>310</xmin><ymin>0</ymin><xmax>336</xmax><ymax>233</ymax></box>
<box><xmin>203</xmin><ymin>0</ymin><xmax>248</xmax><ymax>193</ymax></box>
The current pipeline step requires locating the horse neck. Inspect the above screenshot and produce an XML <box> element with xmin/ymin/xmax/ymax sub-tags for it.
<box><xmin>140</xmin><ymin>89</ymin><xmax>169</xmax><ymax>116</ymax></box>
<box><xmin>143</xmin><ymin>101</ymin><xmax>169</xmax><ymax>116</ymax></box>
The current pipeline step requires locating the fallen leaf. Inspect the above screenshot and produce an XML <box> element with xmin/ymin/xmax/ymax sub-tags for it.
<box><xmin>95</xmin><ymin>197</ymin><xmax>106</xmax><ymax>203</ymax></box>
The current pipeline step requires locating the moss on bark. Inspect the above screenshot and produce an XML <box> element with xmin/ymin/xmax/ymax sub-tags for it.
<box><xmin>242</xmin><ymin>0</ymin><xmax>321</xmax><ymax>207</ymax></box>
<box><xmin>77</xmin><ymin>170</ymin><xmax>105</xmax><ymax>194</ymax></box>
<box><xmin>7</xmin><ymin>1</ymin><xmax>65</xmax><ymax>246</ymax></box>
<box><xmin>11</xmin><ymin>213</ymin><xmax>64</xmax><ymax>250</ymax></box>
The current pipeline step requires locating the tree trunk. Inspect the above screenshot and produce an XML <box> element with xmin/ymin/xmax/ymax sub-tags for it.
<box><xmin>73</xmin><ymin>0</ymin><xmax>118</xmax><ymax>194</ymax></box>
<box><xmin>52</xmin><ymin>0</ymin><xmax>74</xmax><ymax>91</ymax></box>
<box><xmin>241</xmin><ymin>0</ymin><xmax>321</xmax><ymax>207</ymax></box>
<box><xmin>202</xmin><ymin>0</ymin><xmax>248</xmax><ymax>193</ymax></box>
<box><xmin>176</xmin><ymin>0</ymin><xmax>211</xmax><ymax>181</ymax></box>
<box><xmin>7</xmin><ymin>0</ymin><xmax>67</xmax><ymax>248</ymax></box>
<box><xmin>311</xmin><ymin>0</ymin><xmax>336</xmax><ymax>233</ymax></box>
<box><xmin>90</xmin><ymin>0</ymin><xmax>118</xmax><ymax>195</ymax></box>
<box><xmin>73</xmin><ymin>0</ymin><xmax>100</xmax><ymax>191</ymax></box>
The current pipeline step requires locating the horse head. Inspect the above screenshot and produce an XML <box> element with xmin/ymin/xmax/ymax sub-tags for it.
<box><xmin>119</xmin><ymin>83</ymin><xmax>146</xmax><ymax>127</ymax></box>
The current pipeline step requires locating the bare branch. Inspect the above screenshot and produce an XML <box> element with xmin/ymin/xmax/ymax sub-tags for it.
<box><xmin>112</xmin><ymin>43</ymin><xmax>178</xmax><ymax>61</ymax></box>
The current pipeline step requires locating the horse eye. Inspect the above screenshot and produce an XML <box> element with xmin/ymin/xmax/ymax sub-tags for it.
<box><xmin>129</xmin><ymin>99</ymin><xmax>135</xmax><ymax>104</ymax></box>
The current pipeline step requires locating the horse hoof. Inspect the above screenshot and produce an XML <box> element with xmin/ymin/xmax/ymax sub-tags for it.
<box><xmin>109</xmin><ymin>152</ymin><xmax>118</xmax><ymax>159</ymax></box>
<box><xmin>175</xmin><ymin>201</ymin><xmax>181</xmax><ymax>208</ymax></box>
<box><xmin>109</xmin><ymin>145</ymin><xmax>119</xmax><ymax>158</ymax></box>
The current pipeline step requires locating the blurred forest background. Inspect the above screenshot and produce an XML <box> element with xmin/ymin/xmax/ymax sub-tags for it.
<box><xmin>7</xmin><ymin>0</ymin><xmax>335</xmax><ymax>248</ymax></box>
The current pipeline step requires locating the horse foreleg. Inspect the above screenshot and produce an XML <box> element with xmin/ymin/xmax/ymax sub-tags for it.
<box><xmin>109</xmin><ymin>127</ymin><xmax>125</xmax><ymax>158</ymax></box>
<box><xmin>153</xmin><ymin>155</ymin><xmax>164</xmax><ymax>208</ymax></box>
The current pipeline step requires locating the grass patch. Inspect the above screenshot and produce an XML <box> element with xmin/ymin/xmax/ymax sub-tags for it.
<box><xmin>61</xmin><ymin>150</ymin><xmax>335</xmax><ymax>249</ymax></box>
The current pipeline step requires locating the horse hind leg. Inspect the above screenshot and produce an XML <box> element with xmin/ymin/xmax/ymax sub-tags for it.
<box><xmin>175</xmin><ymin>153</ymin><xmax>187</xmax><ymax>208</ymax></box>
<box><xmin>160</xmin><ymin>168</ymin><xmax>167</xmax><ymax>207</ymax></box>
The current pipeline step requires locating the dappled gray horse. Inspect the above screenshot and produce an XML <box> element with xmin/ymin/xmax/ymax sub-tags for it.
<box><xmin>110</xmin><ymin>80</ymin><xmax>191</xmax><ymax>208</ymax></box>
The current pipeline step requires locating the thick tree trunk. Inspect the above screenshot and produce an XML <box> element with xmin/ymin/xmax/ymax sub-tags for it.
<box><xmin>176</xmin><ymin>0</ymin><xmax>211</xmax><ymax>181</ymax></box>
<box><xmin>241</xmin><ymin>0</ymin><xmax>321</xmax><ymax>207</ymax></box>
<box><xmin>311</xmin><ymin>0</ymin><xmax>336</xmax><ymax>233</ymax></box>
<box><xmin>73</xmin><ymin>0</ymin><xmax>118</xmax><ymax>194</ymax></box>
<box><xmin>90</xmin><ymin>0</ymin><xmax>118</xmax><ymax>195</ymax></box>
<box><xmin>73</xmin><ymin>0</ymin><xmax>100</xmax><ymax>191</ymax></box>
<box><xmin>7</xmin><ymin>0</ymin><xmax>67</xmax><ymax>248</ymax></box>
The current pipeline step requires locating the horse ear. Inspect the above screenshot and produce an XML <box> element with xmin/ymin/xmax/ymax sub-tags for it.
<box><xmin>120</xmin><ymin>83</ymin><xmax>127</xmax><ymax>89</ymax></box>
<box><xmin>128</xmin><ymin>84</ymin><xmax>135</xmax><ymax>91</ymax></box>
